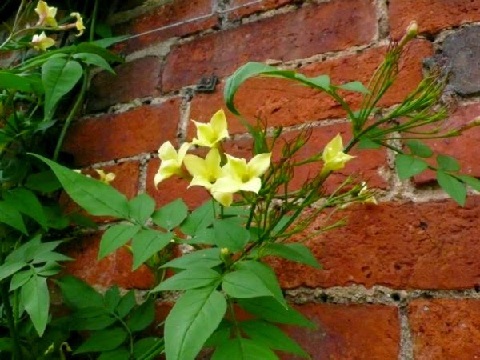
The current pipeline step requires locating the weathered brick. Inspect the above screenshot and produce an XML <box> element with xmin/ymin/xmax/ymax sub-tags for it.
<box><xmin>114</xmin><ymin>0</ymin><xmax>217</xmax><ymax>54</ymax></box>
<box><xmin>414</xmin><ymin>103</ymin><xmax>480</xmax><ymax>185</ymax></box>
<box><xmin>283</xmin><ymin>303</ymin><xmax>399</xmax><ymax>359</ymax></box>
<box><xmin>88</xmin><ymin>57</ymin><xmax>161</xmax><ymax>111</ymax></box>
<box><xmin>63</xmin><ymin>233</ymin><xmax>154</xmax><ymax>289</ymax></box>
<box><xmin>146</xmin><ymin>158</ymin><xmax>210</xmax><ymax>209</ymax></box>
<box><xmin>162</xmin><ymin>0</ymin><xmax>376</xmax><ymax>91</ymax></box>
<box><xmin>270</xmin><ymin>196</ymin><xmax>480</xmax><ymax>289</ymax></box>
<box><xmin>63</xmin><ymin>100</ymin><xmax>180</xmax><ymax>166</ymax></box>
<box><xmin>190</xmin><ymin>40</ymin><xmax>432</xmax><ymax>133</ymax></box>
<box><xmin>409</xmin><ymin>299</ymin><xmax>480</xmax><ymax>359</ymax></box>
<box><xmin>227</xmin><ymin>0</ymin><xmax>295</xmax><ymax>20</ymax></box>
<box><xmin>389</xmin><ymin>0</ymin><xmax>480</xmax><ymax>39</ymax></box>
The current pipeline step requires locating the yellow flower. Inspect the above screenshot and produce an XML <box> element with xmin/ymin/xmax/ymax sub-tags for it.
<box><xmin>154</xmin><ymin>141</ymin><xmax>190</xmax><ymax>187</ymax></box>
<box><xmin>35</xmin><ymin>1</ymin><xmax>57</xmax><ymax>27</ymax></box>
<box><xmin>31</xmin><ymin>32</ymin><xmax>55</xmax><ymax>51</ymax></box>
<box><xmin>210</xmin><ymin>153</ymin><xmax>271</xmax><ymax>206</ymax></box>
<box><xmin>191</xmin><ymin>110</ymin><xmax>229</xmax><ymax>148</ymax></box>
<box><xmin>70</xmin><ymin>12</ymin><xmax>86</xmax><ymax>37</ymax></box>
<box><xmin>95</xmin><ymin>169</ymin><xmax>115</xmax><ymax>185</ymax></box>
<box><xmin>184</xmin><ymin>148</ymin><xmax>222</xmax><ymax>190</ymax></box>
<box><xmin>321</xmin><ymin>134</ymin><xmax>355</xmax><ymax>173</ymax></box>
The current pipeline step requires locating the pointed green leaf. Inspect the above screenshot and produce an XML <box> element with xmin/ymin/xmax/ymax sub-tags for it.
<box><xmin>406</xmin><ymin>140</ymin><xmax>433</xmax><ymax>158</ymax></box>
<box><xmin>57</xmin><ymin>276</ymin><xmax>104</xmax><ymax>309</ymax></box>
<box><xmin>161</xmin><ymin>248</ymin><xmax>222</xmax><ymax>269</ymax></box>
<box><xmin>128</xmin><ymin>194</ymin><xmax>155</xmax><ymax>225</ymax></box>
<box><xmin>437</xmin><ymin>154</ymin><xmax>461</xmax><ymax>172</ymax></box>
<box><xmin>42</xmin><ymin>58</ymin><xmax>83</xmax><ymax>119</ymax></box>
<box><xmin>116</xmin><ymin>290</ymin><xmax>136</xmax><ymax>318</ymax></box>
<box><xmin>73</xmin><ymin>53</ymin><xmax>114</xmax><ymax>73</ymax></box>
<box><xmin>126</xmin><ymin>297</ymin><xmax>155</xmax><ymax>332</ymax></box>
<box><xmin>437</xmin><ymin>170</ymin><xmax>466</xmax><ymax>206</ymax></box>
<box><xmin>395</xmin><ymin>154</ymin><xmax>428</xmax><ymax>180</ymax></box>
<box><xmin>307</xmin><ymin>74</ymin><xmax>330</xmax><ymax>90</ymax></box>
<box><xmin>98</xmin><ymin>349</ymin><xmax>130</xmax><ymax>360</ymax></box>
<box><xmin>25</xmin><ymin>171</ymin><xmax>61</xmax><ymax>193</ymax></box>
<box><xmin>104</xmin><ymin>286</ymin><xmax>122</xmax><ymax>312</ymax></box>
<box><xmin>152</xmin><ymin>198</ymin><xmax>188</xmax><ymax>230</ymax></box>
<box><xmin>180</xmin><ymin>200</ymin><xmax>215</xmax><ymax>235</ymax></box>
<box><xmin>165</xmin><ymin>287</ymin><xmax>227</xmax><ymax>360</ymax></box>
<box><xmin>31</xmin><ymin>154</ymin><xmax>129</xmax><ymax>218</ymax></box>
<box><xmin>339</xmin><ymin>81</ymin><xmax>369</xmax><ymax>94</ymax></box>
<box><xmin>0</xmin><ymin>200</ymin><xmax>27</xmax><ymax>234</ymax></box>
<box><xmin>133</xmin><ymin>337</ymin><xmax>164</xmax><ymax>360</ymax></box>
<box><xmin>213</xmin><ymin>218</ymin><xmax>250</xmax><ymax>252</ymax></box>
<box><xmin>211</xmin><ymin>338</ymin><xmax>278</xmax><ymax>360</ymax></box>
<box><xmin>74</xmin><ymin>327</ymin><xmax>128</xmax><ymax>354</ymax></box>
<box><xmin>21</xmin><ymin>275</ymin><xmax>49</xmax><ymax>336</ymax></box>
<box><xmin>152</xmin><ymin>267</ymin><xmax>221</xmax><ymax>292</ymax></box>
<box><xmin>0</xmin><ymin>262</ymin><xmax>25</xmax><ymax>282</ymax></box>
<box><xmin>222</xmin><ymin>270</ymin><xmax>274</xmax><ymax>300</ymax></box>
<box><xmin>99</xmin><ymin>224</ymin><xmax>141</xmax><ymax>259</ymax></box>
<box><xmin>457</xmin><ymin>175</ymin><xmax>480</xmax><ymax>192</ymax></box>
<box><xmin>10</xmin><ymin>269</ymin><xmax>34</xmax><ymax>291</ymax></box>
<box><xmin>4</xmin><ymin>188</ymin><xmax>47</xmax><ymax>228</ymax></box>
<box><xmin>69</xmin><ymin>307</ymin><xmax>116</xmax><ymax>331</ymax></box>
<box><xmin>131</xmin><ymin>229</ymin><xmax>173</xmax><ymax>270</ymax></box>
<box><xmin>260</xmin><ymin>243</ymin><xmax>320</xmax><ymax>268</ymax></box>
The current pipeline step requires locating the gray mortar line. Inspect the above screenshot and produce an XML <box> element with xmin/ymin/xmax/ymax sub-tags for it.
<box><xmin>374</xmin><ymin>0</ymin><xmax>390</xmax><ymax>41</ymax></box>
<box><xmin>398</xmin><ymin>304</ymin><xmax>414</xmax><ymax>360</ymax></box>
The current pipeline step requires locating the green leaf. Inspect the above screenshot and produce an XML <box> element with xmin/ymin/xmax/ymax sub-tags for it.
<box><xmin>131</xmin><ymin>229</ymin><xmax>173</xmax><ymax>270</ymax></box>
<box><xmin>241</xmin><ymin>320</ymin><xmax>308</xmax><ymax>357</ymax></box>
<box><xmin>42</xmin><ymin>58</ymin><xmax>83</xmax><ymax>119</ymax></box>
<box><xmin>406</xmin><ymin>140</ymin><xmax>433</xmax><ymax>158</ymax></box>
<box><xmin>260</xmin><ymin>243</ymin><xmax>320</xmax><ymax>268</ymax></box>
<box><xmin>0</xmin><ymin>338</ymin><xmax>13</xmax><ymax>352</ymax></box>
<box><xmin>57</xmin><ymin>276</ymin><xmax>104</xmax><ymax>309</ymax></box>
<box><xmin>180</xmin><ymin>200</ymin><xmax>215</xmax><ymax>235</ymax></box>
<box><xmin>32</xmin><ymin>154</ymin><xmax>130</xmax><ymax>218</ymax></box>
<box><xmin>307</xmin><ymin>74</ymin><xmax>330</xmax><ymax>90</ymax></box>
<box><xmin>99</xmin><ymin>224</ymin><xmax>141</xmax><ymax>259</ymax></box>
<box><xmin>129</xmin><ymin>194</ymin><xmax>155</xmax><ymax>225</ymax></box>
<box><xmin>235</xmin><ymin>261</ymin><xmax>286</xmax><ymax>307</ymax></box>
<box><xmin>4</xmin><ymin>188</ymin><xmax>47</xmax><ymax>228</ymax></box>
<box><xmin>161</xmin><ymin>248</ymin><xmax>222</xmax><ymax>269</ymax></box>
<box><xmin>25</xmin><ymin>171</ymin><xmax>61</xmax><ymax>192</ymax></box>
<box><xmin>357</xmin><ymin>137</ymin><xmax>382</xmax><ymax>149</ymax></box>
<box><xmin>223</xmin><ymin>270</ymin><xmax>274</xmax><ymax>300</ymax></box>
<box><xmin>213</xmin><ymin>218</ymin><xmax>250</xmax><ymax>252</ymax></box>
<box><xmin>74</xmin><ymin>327</ymin><xmax>128</xmax><ymax>354</ymax></box>
<box><xmin>338</xmin><ymin>81</ymin><xmax>369</xmax><ymax>94</ymax></box>
<box><xmin>69</xmin><ymin>307</ymin><xmax>116</xmax><ymax>331</ymax></box>
<box><xmin>457</xmin><ymin>175</ymin><xmax>480</xmax><ymax>191</ymax></box>
<box><xmin>0</xmin><ymin>200</ymin><xmax>27</xmax><ymax>234</ymax></box>
<box><xmin>98</xmin><ymin>348</ymin><xmax>130</xmax><ymax>360</ymax></box>
<box><xmin>116</xmin><ymin>290</ymin><xmax>136</xmax><ymax>318</ymax></box>
<box><xmin>152</xmin><ymin>198</ymin><xmax>188</xmax><ymax>230</ymax></box>
<box><xmin>237</xmin><ymin>297</ymin><xmax>314</xmax><ymax>328</ymax></box>
<box><xmin>10</xmin><ymin>269</ymin><xmax>34</xmax><ymax>291</ymax></box>
<box><xmin>211</xmin><ymin>338</ymin><xmax>278</xmax><ymax>360</ymax></box>
<box><xmin>395</xmin><ymin>154</ymin><xmax>428</xmax><ymax>180</ymax></box>
<box><xmin>73</xmin><ymin>53</ymin><xmax>114</xmax><ymax>73</ymax></box>
<box><xmin>104</xmin><ymin>286</ymin><xmax>122</xmax><ymax>312</ymax></box>
<box><xmin>165</xmin><ymin>287</ymin><xmax>227</xmax><ymax>360</ymax></box>
<box><xmin>21</xmin><ymin>275</ymin><xmax>49</xmax><ymax>336</ymax></box>
<box><xmin>187</xmin><ymin>227</ymin><xmax>216</xmax><ymax>245</ymax></box>
<box><xmin>0</xmin><ymin>71</ymin><xmax>43</xmax><ymax>93</ymax></box>
<box><xmin>126</xmin><ymin>297</ymin><xmax>155</xmax><ymax>332</ymax></box>
<box><xmin>437</xmin><ymin>170</ymin><xmax>466</xmax><ymax>206</ymax></box>
<box><xmin>437</xmin><ymin>154</ymin><xmax>461</xmax><ymax>172</ymax></box>
<box><xmin>0</xmin><ymin>262</ymin><xmax>25</xmax><ymax>282</ymax></box>
<box><xmin>133</xmin><ymin>337</ymin><xmax>164</xmax><ymax>360</ymax></box>
<box><xmin>152</xmin><ymin>267</ymin><xmax>221</xmax><ymax>292</ymax></box>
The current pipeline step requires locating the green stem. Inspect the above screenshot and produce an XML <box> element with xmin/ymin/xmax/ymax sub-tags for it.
<box><xmin>89</xmin><ymin>0</ymin><xmax>99</xmax><ymax>42</ymax></box>
<box><xmin>53</xmin><ymin>71</ymin><xmax>88</xmax><ymax>161</ymax></box>
<box><xmin>1</xmin><ymin>283</ymin><xmax>21</xmax><ymax>360</ymax></box>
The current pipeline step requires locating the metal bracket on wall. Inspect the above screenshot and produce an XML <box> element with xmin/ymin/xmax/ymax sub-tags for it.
<box><xmin>195</xmin><ymin>75</ymin><xmax>218</xmax><ymax>93</ymax></box>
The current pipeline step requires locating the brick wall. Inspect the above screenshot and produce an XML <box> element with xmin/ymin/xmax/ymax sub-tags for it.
<box><xmin>63</xmin><ymin>0</ymin><xmax>480</xmax><ymax>358</ymax></box>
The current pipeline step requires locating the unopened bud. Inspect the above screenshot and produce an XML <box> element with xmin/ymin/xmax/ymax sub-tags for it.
<box><xmin>406</xmin><ymin>21</ymin><xmax>418</xmax><ymax>37</ymax></box>
<box><xmin>220</xmin><ymin>248</ymin><xmax>230</xmax><ymax>255</ymax></box>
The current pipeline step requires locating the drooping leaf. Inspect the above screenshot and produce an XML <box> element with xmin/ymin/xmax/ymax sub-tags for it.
<box><xmin>260</xmin><ymin>243</ymin><xmax>320</xmax><ymax>268</ymax></box>
<box><xmin>395</xmin><ymin>154</ymin><xmax>428</xmax><ymax>180</ymax></box>
<box><xmin>165</xmin><ymin>287</ymin><xmax>227</xmax><ymax>360</ymax></box>
<box><xmin>32</xmin><ymin>155</ymin><xmax>130</xmax><ymax>218</ymax></box>
<box><xmin>74</xmin><ymin>327</ymin><xmax>128</xmax><ymax>354</ymax></box>
<box><xmin>180</xmin><ymin>200</ymin><xmax>215</xmax><ymax>235</ymax></box>
<box><xmin>213</xmin><ymin>218</ymin><xmax>250</xmax><ymax>252</ymax></box>
<box><xmin>0</xmin><ymin>71</ymin><xmax>43</xmax><ymax>93</ymax></box>
<box><xmin>128</xmin><ymin>194</ymin><xmax>155</xmax><ymax>225</ymax></box>
<box><xmin>406</xmin><ymin>140</ymin><xmax>433</xmax><ymax>158</ymax></box>
<box><xmin>338</xmin><ymin>81</ymin><xmax>369</xmax><ymax>94</ymax></box>
<box><xmin>4</xmin><ymin>188</ymin><xmax>47</xmax><ymax>228</ymax></box>
<box><xmin>437</xmin><ymin>170</ymin><xmax>466</xmax><ymax>206</ymax></box>
<box><xmin>116</xmin><ymin>290</ymin><xmax>136</xmax><ymax>318</ymax></box>
<box><xmin>457</xmin><ymin>174</ymin><xmax>480</xmax><ymax>192</ymax></box>
<box><xmin>131</xmin><ymin>229</ymin><xmax>173</xmax><ymax>270</ymax></box>
<box><xmin>152</xmin><ymin>198</ymin><xmax>188</xmax><ymax>230</ymax></box>
<box><xmin>0</xmin><ymin>200</ymin><xmax>27</xmax><ymax>234</ymax></box>
<box><xmin>437</xmin><ymin>154</ymin><xmax>461</xmax><ymax>172</ymax></box>
<box><xmin>73</xmin><ymin>53</ymin><xmax>114</xmax><ymax>73</ymax></box>
<box><xmin>10</xmin><ymin>269</ymin><xmax>34</xmax><ymax>291</ymax></box>
<box><xmin>42</xmin><ymin>58</ymin><xmax>83</xmax><ymax>119</ymax></box>
<box><xmin>21</xmin><ymin>275</ymin><xmax>49</xmax><ymax>336</ymax></box>
<box><xmin>211</xmin><ymin>338</ymin><xmax>278</xmax><ymax>360</ymax></box>
<box><xmin>222</xmin><ymin>270</ymin><xmax>275</xmax><ymax>300</ymax></box>
<box><xmin>151</xmin><ymin>267</ymin><xmax>221</xmax><ymax>292</ymax></box>
<box><xmin>0</xmin><ymin>262</ymin><xmax>25</xmax><ymax>282</ymax></box>
<box><xmin>126</xmin><ymin>297</ymin><xmax>155</xmax><ymax>332</ymax></box>
<box><xmin>161</xmin><ymin>248</ymin><xmax>222</xmax><ymax>269</ymax></box>
<box><xmin>25</xmin><ymin>171</ymin><xmax>61</xmax><ymax>193</ymax></box>
<box><xmin>98</xmin><ymin>224</ymin><xmax>141</xmax><ymax>259</ymax></box>
<box><xmin>104</xmin><ymin>286</ymin><xmax>122</xmax><ymax>312</ymax></box>
<box><xmin>57</xmin><ymin>276</ymin><xmax>104</xmax><ymax>309</ymax></box>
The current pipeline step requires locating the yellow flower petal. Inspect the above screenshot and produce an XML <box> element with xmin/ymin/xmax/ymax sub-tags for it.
<box><xmin>35</xmin><ymin>1</ymin><xmax>57</xmax><ymax>27</ymax></box>
<box><xmin>70</xmin><ymin>12</ymin><xmax>86</xmax><ymax>37</ymax></box>
<box><xmin>321</xmin><ymin>134</ymin><xmax>355</xmax><ymax>172</ymax></box>
<box><xmin>155</xmin><ymin>141</ymin><xmax>190</xmax><ymax>186</ymax></box>
<box><xmin>247</xmin><ymin>153</ymin><xmax>271</xmax><ymax>178</ymax></box>
<box><xmin>211</xmin><ymin>191</ymin><xmax>233</xmax><ymax>207</ymax></box>
<box><xmin>31</xmin><ymin>32</ymin><xmax>55</xmax><ymax>51</ymax></box>
<box><xmin>184</xmin><ymin>148</ymin><xmax>222</xmax><ymax>190</ymax></box>
<box><xmin>191</xmin><ymin>109</ymin><xmax>229</xmax><ymax>148</ymax></box>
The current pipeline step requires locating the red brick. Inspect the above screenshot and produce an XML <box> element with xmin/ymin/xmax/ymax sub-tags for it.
<box><xmin>283</xmin><ymin>303</ymin><xmax>399</xmax><ymax>359</ymax></box>
<box><xmin>146</xmin><ymin>158</ymin><xmax>210</xmax><ymax>209</ymax></box>
<box><xmin>414</xmin><ymin>103</ymin><xmax>480</xmax><ymax>185</ymax></box>
<box><xmin>63</xmin><ymin>100</ymin><xmax>180</xmax><ymax>166</ymax></box>
<box><xmin>162</xmin><ymin>0</ymin><xmax>376</xmax><ymax>91</ymax></box>
<box><xmin>114</xmin><ymin>0</ymin><xmax>217</xmax><ymax>54</ymax></box>
<box><xmin>88</xmin><ymin>57</ymin><xmax>161</xmax><ymax>111</ymax></box>
<box><xmin>227</xmin><ymin>0</ymin><xmax>296</xmax><ymax>20</ymax></box>
<box><xmin>270</xmin><ymin>196</ymin><xmax>480</xmax><ymax>289</ymax></box>
<box><xmin>389</xmin><ymin>0</ymin><xmax>480</xmax><ymax>39</ymax></box>
<box><xmin>190</xmin><ymin>40</ymin><xmax>432</xmax><ymax>133</ymax></box>
<box><xmin>409</xmin><ymin>299</ymin><xmax>480</xmax><ymax>359</ymax></box>
<box><xmin>63</xmin><ymin>233</ymin><xmax>154</xmax><ymax>289</ymax></box>
<box><xmin>222</xmin><ymin>123</ymin><xmax>388</xmax><ymax>193</ymax></box>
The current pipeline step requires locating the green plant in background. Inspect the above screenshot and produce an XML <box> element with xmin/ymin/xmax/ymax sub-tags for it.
<box><xmin>0</xmin><ymin>1</ymin><xmax>124</xmax><ymax>358</ymax></box>
<box><xmin>32</xmin><ymin>22</ymin><xmax>480</xmax><ymax>360</ymax></box>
